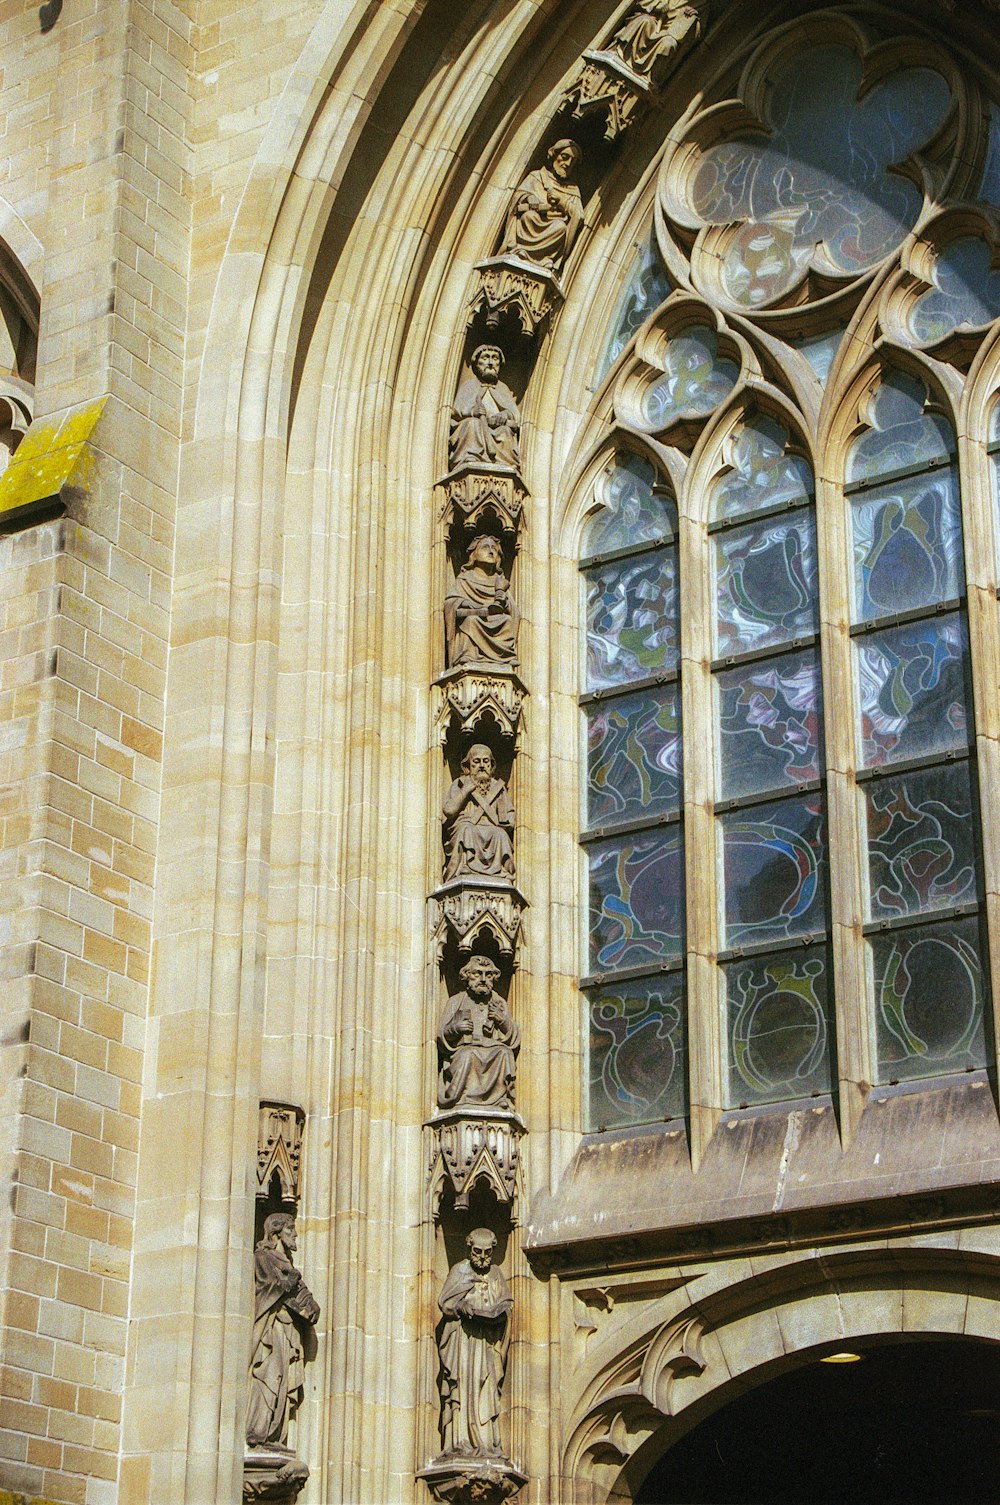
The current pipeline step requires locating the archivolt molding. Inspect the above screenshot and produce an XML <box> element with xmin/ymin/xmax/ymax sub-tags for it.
<box><xmin>563</xmin><ymin>1240</ymin><xmax>1000</xmax><ymax>1504</ymax></box>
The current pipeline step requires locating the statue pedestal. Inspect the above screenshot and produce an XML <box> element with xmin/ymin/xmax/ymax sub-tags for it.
<box><xmin>431</xmin><ymin>877</ymin><xmax>528</xmax><ymax>958</ymax></box>
<box><xmin>418</xmin><ymin>1454</ymin><xmax>528</xmax><ymax>1505</ymax></box>
<box><xmin>434</xmin><ymin>665</ymin><xmax>528</xmax><ymax>746</ymax></box>
<box><xmin>429</xmin><ymin>1106</ymin><xmax>526</xmax><ymax>1209</ymax></box>
<box><xmin>438</xmin><ymin>463</ymin><xmax>528</xmax><ymax>543</ymax></box>
<box><xmin>470</xmin><ymin>256</ymin><xmax>564</xmax><ymax>338</ymax></box>
<box><xmin>565</xmin><ymin>50</ymin><xmax>653</xmax><ymax>139</ymax></box>
<box><xmin>242</xmin><ymin>1447</ymin><xmax>309</xmax><ymax>1503</ymax></box>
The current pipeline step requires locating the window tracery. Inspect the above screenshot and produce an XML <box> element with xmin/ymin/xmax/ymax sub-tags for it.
<box><xmin>574</xmin><ymin>7</ymin><xmax>1000</xmax><ymax>1131</ymax></box>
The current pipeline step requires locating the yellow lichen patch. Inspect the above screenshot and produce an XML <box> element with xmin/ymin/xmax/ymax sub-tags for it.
<box><xmin>0</xmin><ymin>396</ymin><xmax>107</xmax><ymax>525</ymax></box>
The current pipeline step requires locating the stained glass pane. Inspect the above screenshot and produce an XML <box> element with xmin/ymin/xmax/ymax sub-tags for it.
<box><xmin>867</xmin><ymin>761</ymin><xmax>977</xmax><ymax>921</ymax></box>
<box><xmin>979</xmin><ymin>103</ymin><xmax>1000</xmax><ymax>209</ymax></box>
<box><xmin>588</xmin><ymin>829</ymin><xmax>684</xmax><ymax>973</ymax></box>
<box><xmin>873</xmin><ymin>917</ymin><xmax>986</xmax><ymax>1082</ymax></box>
<box><xmin>721</xmin><ymin>792</ymin><xmax>826</xmax><ymax>947</ymax></box>
<box><xmin>587</xmin><ymin>688</ymin><xmax>681</xmax><ymax>828</ymax></box>
<box><xmin>856</xmin><ymin>614</ymin><xmax>968</xmax><ymax>768</ymax></box>
<box><xmin>640</xmin><ymin>327</ymin><xmax>738</xmax><ymax>430</ymax></box>
<box><xmin>850</xmin><ymin>467</ymin><xmax>962</xmax><ymax>622</ymax></box>
<box><xmin>717</xmin><ymin>650</ymin><xmax>821</xmax><ymax>800</ymax></box>
<box><xmin>847</xmin><ymin>372</ymin><xmax>952</xmax><ymax>483</ymax></box>
<box><xmin>908</xmin><ymin>237</ymin><xmax>1000</xmax><ymax>345</ymax></box>
<box><xmin>583</xmin><ymin>454</ymin><xmax>674</xmax><ymax>556</ymax></box>
<box><xmin>587</xmin><ymin>974</ymin><xmax>687</xmax><ymax>1128</ymax></box>
<box><xmin>586</xmin><ymin>549</ymin><xmax>678</xmax><ymax>691</ymax></box>
<box><xmin>596</xmin><ymin>234</ymin><xmax>671</xmax><ymax>381</ymax></box>
<box><xmin>714</xmin><ymin>512</ymin><xmax>817</xmax><ymax>656</ymax></box>
<box><xmin>686</xmin><ymin>46</ymin><xmax>950</xmax><ymax>306</ymax></box>
<box><xmin>710</xmin><ymin>414</ymin><xmax>812</xmax><ymax>523</ymax></box>
<box><xmin>725</xmin><ymin>947</ymin><xmax>831</xmax><ymax>1105</ymax></box>
<box><xmin>792</xmin><ymin>328</ymin><xmax>843</xmax><ymax>383</ymax></box>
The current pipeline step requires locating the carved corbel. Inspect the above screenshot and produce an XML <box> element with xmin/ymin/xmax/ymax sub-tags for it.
<box><xmin>564</xmin><ymin>51</ymin><xmax>653</xmax><ymax>140</ymax></box>
<box><xmin>431</xmin><ymin>877</ymin><xmax>528</xmax><ymax>958</ymax></box>
<box><xmin>428</xmin><ymin>1107</ymin><xmax>526</xmax><ymax>1211</ymax></box>
<box><xmin>243</xmin><ymin>1451</ymin><xmax>310</xmax><ymax>1504</ymax></box>
<box><xmin>470</xmin><ymin>257</ymin><xmax>564</xmax><ymax>339</ymax></box>
<box><xmin>418</xmin><ymin>1458</ymin><xmax>528</xmax><ymax>1505</ymax></box>
<box><xmin>434</xmin><ymin>666</ymin><xmax>528</xmax><ymax>746</ymax></box>
<box><xmin>256</xmin><ymin>1103</ymin><xmax>305</xmax><ymax>1204</ymax></box>
<box><xmin>438</xmin><ymin>463</ymin><xmax>528</xmax><ymax>543</ymax></box>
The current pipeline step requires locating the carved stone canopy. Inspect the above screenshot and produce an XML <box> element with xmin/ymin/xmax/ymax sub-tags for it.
<box><xmin>438</xmin><ymin>463</ymin><xmax>528</xmax><ymax>543</ymax></box>
<box><xmin>431</xmin><ymin>877</ymin><xmax>528</xmax><ymax>958</ymax></box>
<box><xmin>470</xmin><ymin>257</ymin><xmax>564</xmax><ymax>339</ymax></box>
<box><xmin>565</xmin><ymin>51</ymin><xmax>653</xmax><ymax>140</ymax></box>
<box><xmin>418</xmin><ymin>1456</ymin><xmax>528</xmax><ymax>1505</ymax></box>
<box><xmin>428</xmin><ymin>1106</ymin><xmax>526</xmax><ymax>1210</ymax></box>
<box><xmin>434</xmin><ymin>665</ymin><xmax>528</xmax><ymax>747</ymax></box>
<box><xmin>256</xmin><ymin>1102</ymin><xmax>305</xmax><ymax>1204</ymax></box>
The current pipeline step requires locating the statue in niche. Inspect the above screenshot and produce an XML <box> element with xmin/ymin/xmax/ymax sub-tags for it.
<box><xmin>500</xmin><ymin>139</ymin><xmax>584</xmax><ymax>275</ymax></box>
<box><xmin>437</xmin><ymin>1228</ymin><xmax>513</xmax><ymax>1458</ymax></box>
<box><xmin>444</xmin><ymin>535</ymin><xmax>519</xmax><ymax>668</ymax></box>
<box><xmin>246</xmin><ymin>1213</ymin><xmax>320</xmax><ymax>1450</ymax></box>
<box><xmin>450</xmin><ymin>345</ymin><xmax>522</xmax><ymax>472</ymax></box>
<box><xmin>607</xmin><ymin>0</ymin><xmax>708</xmax><ymax>80</ymax></box>
<box><xmin>443</xmin><ymin>745</ymin><xmax>515</xmax><ymax>883</ymax></box>
<box><xmin>437</xmin><ymin>954</ymin><xmax>520</xmax><ymax>1111</ymax></box>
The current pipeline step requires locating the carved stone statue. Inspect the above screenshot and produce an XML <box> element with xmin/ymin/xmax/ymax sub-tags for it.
<box><xmin>450</xmin><ymin>345</ymin><xmax>522</xmax><ymax>472</ymax></box>
<box><xmin>437</xmin><ymin>955</ymin><xmax>520</xmax><ymax>1111</ymax></box>
<box><xmin>246</xmin><ymin>1213</ymin><xmax>320</xmax><ymax>1450</ymax></box>
<box><xmin>437</xmin><ymin>1228</ymin><xmax>512</xmax><ymax>1458</ymax></box>
<box><xmin>607</xmin><ymin>0</ymin><xmax>708</xmax><ymax>80</ymax></box>
<box><xmin>444</xmin><ymin>536</ymin><xmax>519</xmax><ymax>668</ymax></box>
<box><xmin>443</xmin><ymin>745</ymin><xmax>515</xmax><ymax>882</ymax></box>
<box><xmin>500</xmin><ymin>139</ymin><xmax>584</xmax><ymax>275</ymax></box>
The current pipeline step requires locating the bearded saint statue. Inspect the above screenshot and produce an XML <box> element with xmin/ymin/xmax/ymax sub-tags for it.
<box><xmin>501</xmin><ymin>139</ymin><xmax>584</xmax><ymax>275</ymax></box>
<box><xmin>450</xmin><ymin>344</ymin><xmax>522</xmax><ymax>472</ymax></box>
<box><xmin>436</xmin><ymin>954</ymin><xmax>520</xmax><ymax>1111</ymax></box>
<box><xmin>246</xmin><ymin>1213</ymin><xmax>320</xmax><ymax>1451</ymax></box>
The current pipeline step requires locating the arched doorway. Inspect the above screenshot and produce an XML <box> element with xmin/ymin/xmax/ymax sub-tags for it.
<box><xmin>635</xmin><ymin>1337</ymin><xmax>1000</xmax><ymax>1504</ymax></box>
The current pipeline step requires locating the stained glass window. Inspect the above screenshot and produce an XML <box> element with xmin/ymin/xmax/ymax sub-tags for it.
<box><xmin>848</xmin><ymin>371</ymin><xmax>986</xmax><ymax>1084</ymax></box>
<box><xmin>581</xmin><ymin>450</ymin><xmax>684</xmax><ymax>1129</ymax></box>
<box><xmin>638</xmin><ymin>327</ymin><xmax>738</xmax><ymax>432</ymax></box>
<box><xmin>710</xmin><ymin>413</ymin><xmax>833</xmax><ymax>1105</ymax></box>
<box><xmin>596</xmin><ymin>234</ymin><xmax>671</xmax><ymax>382</ymax></box>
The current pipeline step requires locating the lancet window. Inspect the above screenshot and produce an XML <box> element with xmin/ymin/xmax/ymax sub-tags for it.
<box><xmin>574</xmin><ymin>11</ymin><xmax>1000</xmax><ymax>1133</ymax></box>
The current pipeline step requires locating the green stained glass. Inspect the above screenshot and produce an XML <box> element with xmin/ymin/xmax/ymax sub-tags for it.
<box><xmin>583</xmin><ymin>453</ymin><xmax>674</xmax><ymax>556</ymax></box>
<box><xmin>711</xmin><ymin>413</ymin><xmax>811</xmax><ymax>522</ymax></box>
<box><xmin>588</xmin><ymin>974</ymin><xmax>687</xmax><ymax>1128</ymax></box>
<box><xmin>587</xmin><ymin>687</ymin><xmax>681</xmax><ymax>828</ymax></box>
<box><xmin>873</xmin><ymin>917</ymin><xmax>986</xmax><ymax>1082</ymax></box>
<box><xmin>721</xmin><ymin>791</ymin><xmax>826</xmax><ymax>948</ymax></box>
<box><xmin>586</xmin><ymin>548</ymin><xmax>678</xmax><ymax>690</ymax></box>
<box><xmin>588</xmin><ymin>828</ymin><xmax>685</xmax><ymax>974</ymax></box>
<box><xmin>714</xmin><ymin>512</ymin><xmax>817</xmax><ymax>656</ymax></box>
<box><xmin>850</xmin><ymin>468</ymin><xmax>962</xmax><ymax>623</ymax></box>
<box><xmin>847</xmin><ymin>372</ymin><xmax>952</xmax><ymax>484</ymax></box>
<box><xmin>725</xmin><ymin>947</ymin><xmax>831</xmax><ymax>1106</ymax></box>
<box><xmin>866</xmin><ymin>761</ymin><xmax>977</xmax><ymax>922</ymax></box>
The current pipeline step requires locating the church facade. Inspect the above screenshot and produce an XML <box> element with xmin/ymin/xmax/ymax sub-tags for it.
<box><xmin>4</xmin><ymin>1</ymin><xmax>1000</xmax><ymax>1502</ymax></box>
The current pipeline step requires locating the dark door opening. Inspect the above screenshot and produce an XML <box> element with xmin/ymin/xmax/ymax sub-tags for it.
<box><xmin>636</xmin><ymin>1338</ymin><xmax>1000</xmax><ymax>1504</ymax></box>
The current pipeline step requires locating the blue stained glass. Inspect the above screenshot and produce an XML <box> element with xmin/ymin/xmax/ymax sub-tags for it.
<box><xmin>583</xmin><ymin>453</ymin><xmax>674</xmax><ymax>556</ymax></box>
<box><xmin>867</xmin><ymin>761</ymin><xmax>977</xmax><ymax>921</ymax></box>
<box><xmin>588</xmin><ymin>828</ymin><xmax>684</xmax><ymax>973</ymax></box>
<box><xmin>856</xmin><ymin>614</ymin><xmax>968</xmax><ymax>768</ymax></box>
<box><xmin>586</xmin><ymin>549</ymin><xmax>678</xmax><ymax>690</ymax></box>
<box><xmin>587</xmin><ymin>688</ymin><xmax>681</xmax><ymax>828</ymax></box>
<box><xmin>847</xmin><ymin>372</ymin><xmax>952</xmax><ymax>483</ymax></box>
<box><xmin>908</xmin><ymin>237</ymin><xmax>1000</xmax><ymax>345</ymax></box>
<box><xmin>979</xmin><ymin>103</ymin><xmax>1000</xmax><ymax>209</ymax></box>
<box><xmin>596</xmin><ymin>233</ymin><xmax>671</xmax><ymax>381</ymax></box>
<box><xmin>721</xmin><ymin>792</ymin><xmax>826</xmax><ymax>948</ymax></box>
<box><xmin>851</xmin><ymin>468</ymin><xmax>963</xmax><ymax>622</ymax></box>
<box><xmin>792</xmin><ymin>328</ymin><xmax>844</xmax><ymax>382</ymax></box>
<box><xmin>717</xmin><ymin>650</ymin><xmax>821</xmax><ymax>800</ymax></box>
<box><xmin>587</xmin><ymin>974</ymin><xmax>687</xmax><ymax>1128</ymax></box>
<box><xmin>725</xmin><ymin>947</ymin><xmax>831</xmax><ymax>1105</ymax></box>
<box><xmin>710</xmin><ymin>414</ymin><xmax>812</xmax><ymax>523</ymax></box>
<box><xmin>714</xmin><ymin>512</ymin><xmax>818</xmax><ymax>656</ymax></box>
<box><xmin>640</xmin><ymin>327</ymin><xmax>738</xmax><ymax>431</ymax></box>
<box><xmin>873</xmin><ymin>917</ymin><xmax>986</xmax><ymax>1082</ymax></box>
<box><xmin>686</xmin><ymin>46</ymin><xmax>951</xmax><ymax>307</ymax></box>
